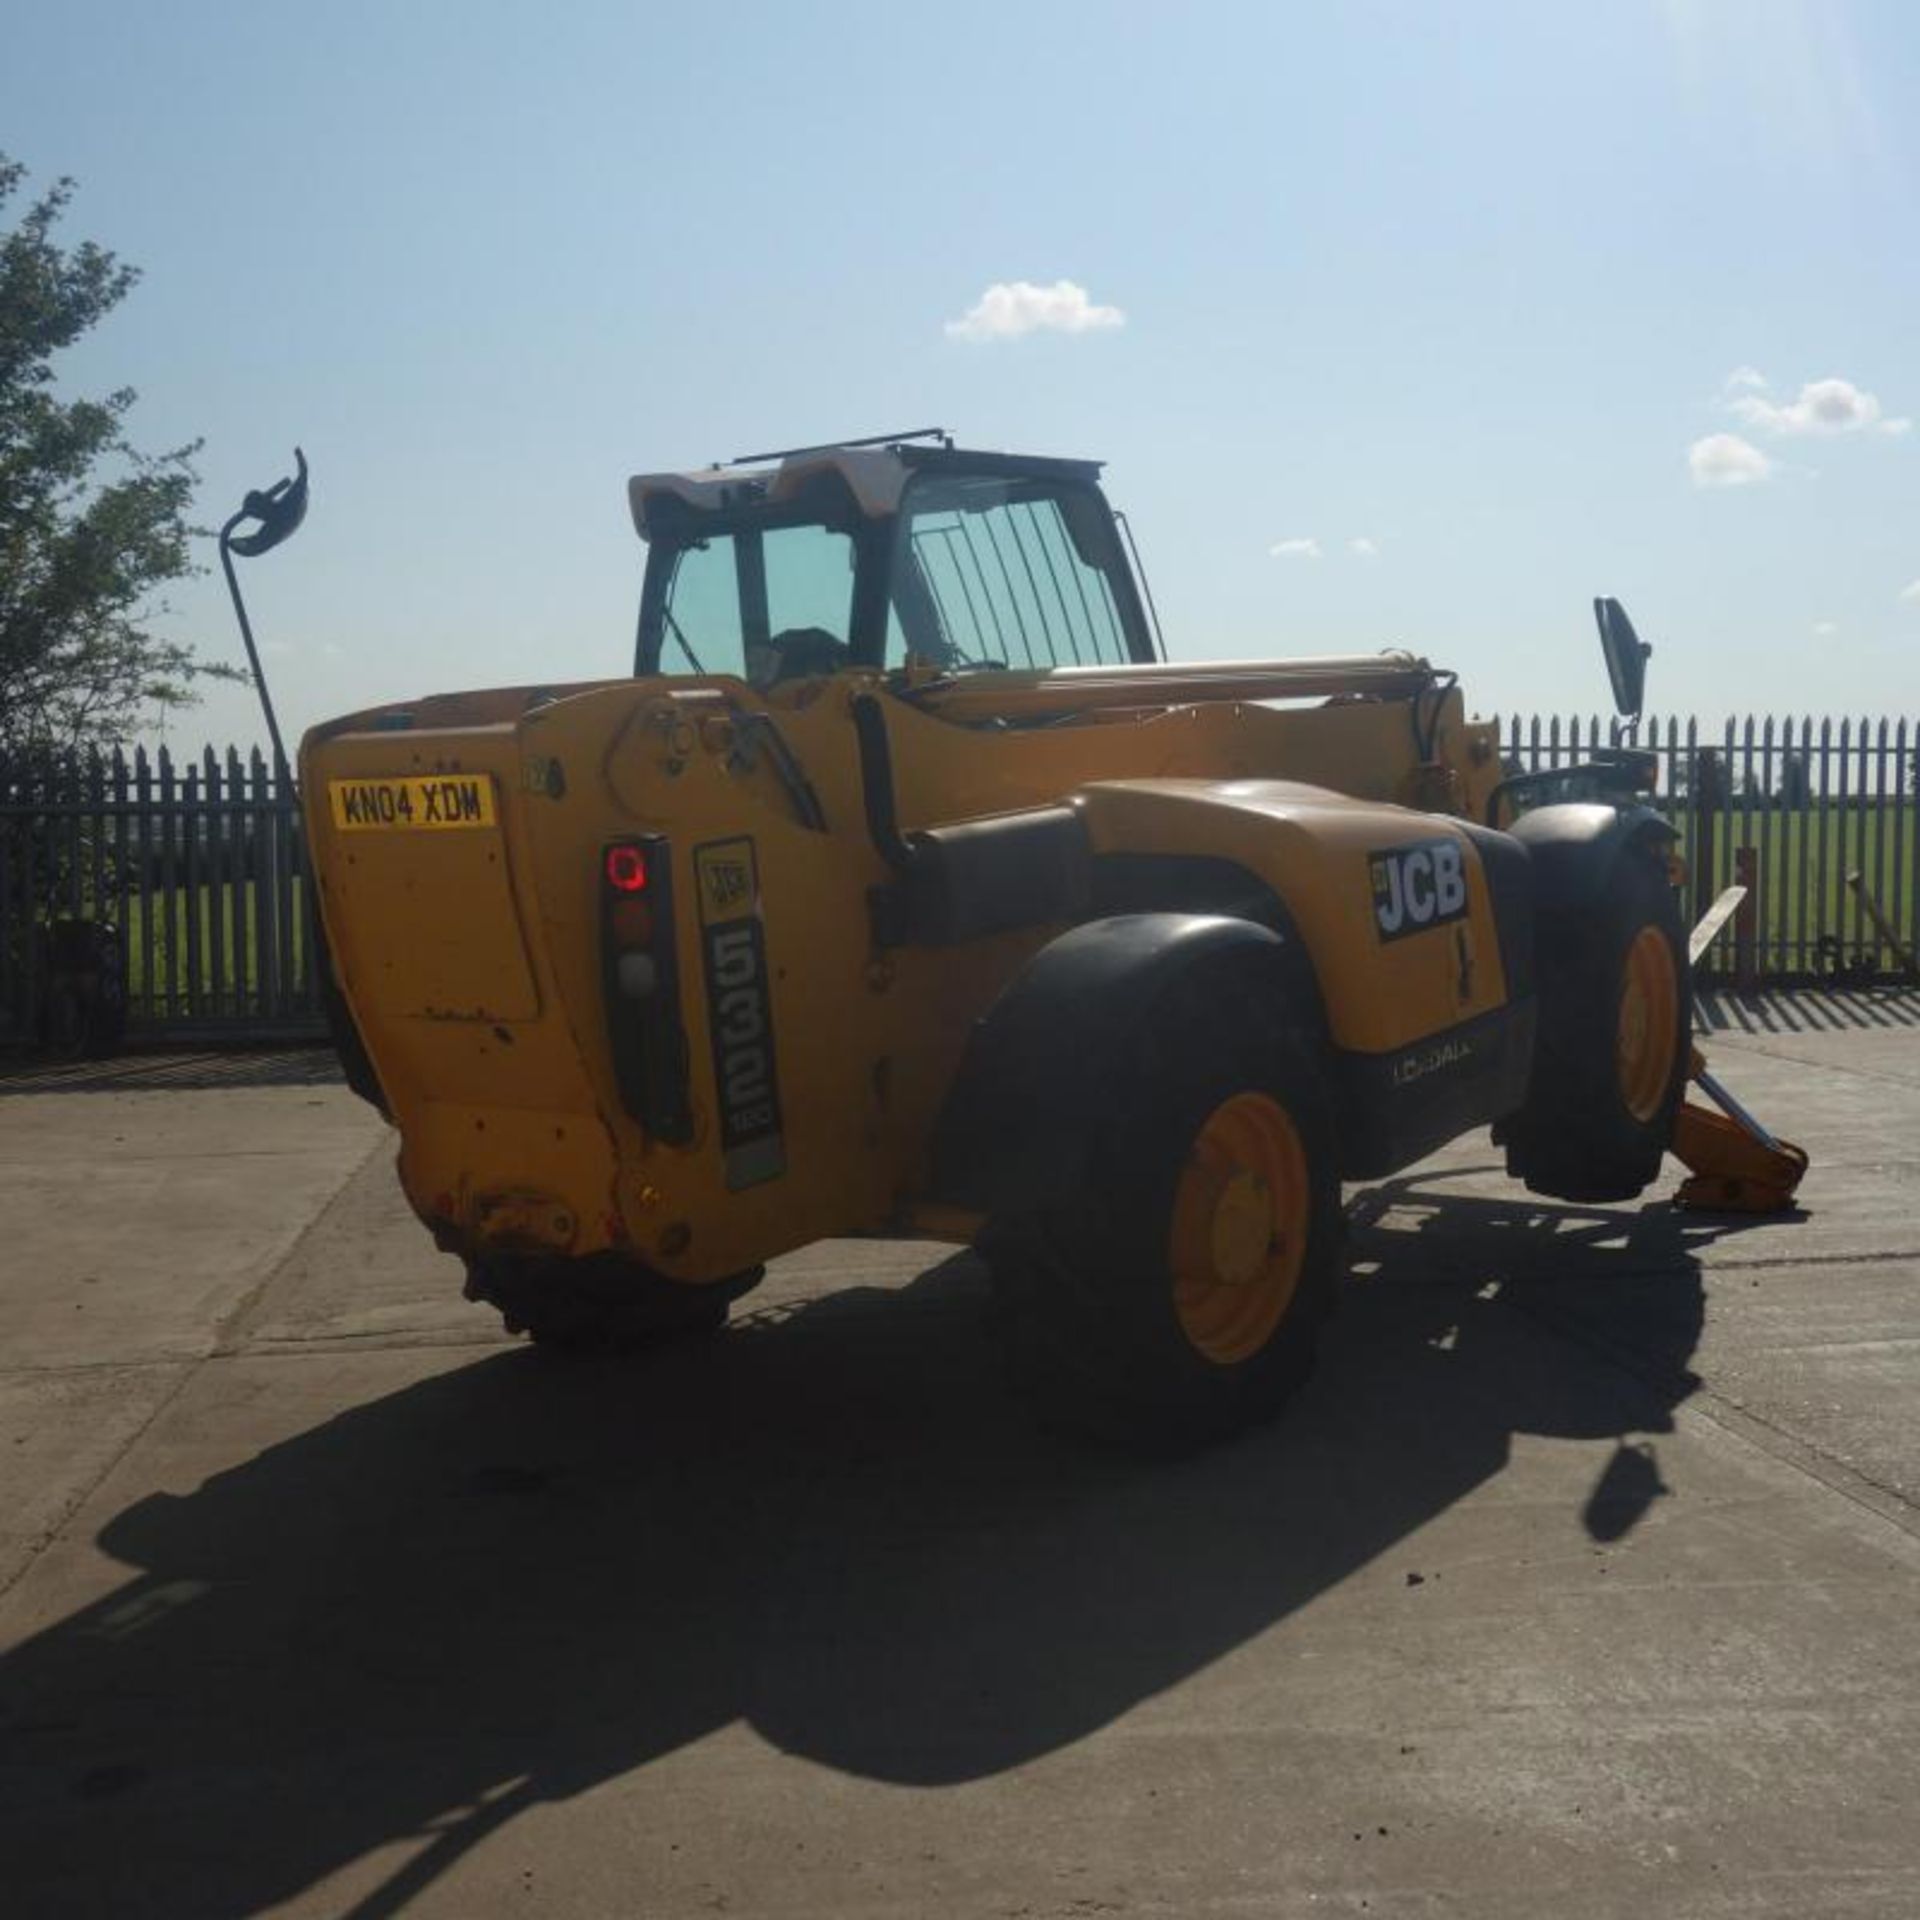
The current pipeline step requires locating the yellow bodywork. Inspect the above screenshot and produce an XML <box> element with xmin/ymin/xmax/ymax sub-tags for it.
<box><xmin>302</xmin><ymin>666</ymin><xmax>1506</xmax><ymax>1285</ymax></box>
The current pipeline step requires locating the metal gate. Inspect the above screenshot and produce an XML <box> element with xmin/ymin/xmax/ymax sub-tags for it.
<box><xmin>1502</xmin><ymin>714</ymin><xmax>1920</xmax><ymax>985</ymax></box>
<box><xmin>0</xmin><ymin>747</ymin><xmax>320</xmax><ymax>1046</ymax></box>
<box><xmin>4</xmin><ymin>717</ymin><xmax>1917</xmax><ymax>1049</ymax></box>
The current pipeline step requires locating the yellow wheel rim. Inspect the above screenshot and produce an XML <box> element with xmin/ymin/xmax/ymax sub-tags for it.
<box><xmin>1169</xmin><ymin>1091</ymin><xmax>1310</xmax><ymax>1366</ymax></box>
<box><xmin>1617</xmin><ymin>925</ymin><xmax>1679</xmax><ymax>1123</ymax></box>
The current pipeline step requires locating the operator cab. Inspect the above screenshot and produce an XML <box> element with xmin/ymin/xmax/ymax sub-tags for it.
<box><xmin>628</xmin><ymin>432</ymin><xmax>1159</xmax><ymax>691</ymax></box>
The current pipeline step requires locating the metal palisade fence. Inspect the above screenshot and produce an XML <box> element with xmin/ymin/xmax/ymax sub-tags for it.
<box><xmin>1502</xmin><ymin>713</ymin><xmax>1920</xmax><ymax>985</ymax></box>
<box><xmin>0</xmin><ymin>746</ymin><xmax>317</xmax><ymax>1049</ymax></box>
<box><xmin>3</xmin><ymin>715</ymin><xmax>1918</xmax><ymax>1052</ymax></box>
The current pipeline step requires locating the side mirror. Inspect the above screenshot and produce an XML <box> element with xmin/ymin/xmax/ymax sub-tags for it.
<box><xmin>1593</xmin><ymin>596</ymin><xmax>1651</xmax><ymax>721</ymax></box>
<box><xmin>226</xmin><ymin>448</ymin><xmax>310</xmax><ymax>558</ymax></box>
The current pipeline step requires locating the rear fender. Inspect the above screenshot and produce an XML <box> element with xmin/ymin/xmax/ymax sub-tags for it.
<box><xmin>927</xmin><ymin>912</ymin><xmax>1308</xmax><ymax>1218</ymax></box>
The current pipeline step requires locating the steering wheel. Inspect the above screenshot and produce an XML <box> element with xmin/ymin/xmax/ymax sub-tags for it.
<box><xmin>751</xmin><ymin>626</ymin><xmax>850</xmax><ymax>687</ymax></box>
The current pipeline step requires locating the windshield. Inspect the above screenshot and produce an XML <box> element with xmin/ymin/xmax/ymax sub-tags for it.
<box><xmin>887</xmin><ymin>474</ymin><xmax>1144</xmax><ymax>672</ymax></box>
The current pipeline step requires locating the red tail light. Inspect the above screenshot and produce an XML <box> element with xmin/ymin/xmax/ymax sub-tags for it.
<box><xmin>605</xmin><ymin>843</ymin><xmax>649</xmax><ymax>894</ymax></box>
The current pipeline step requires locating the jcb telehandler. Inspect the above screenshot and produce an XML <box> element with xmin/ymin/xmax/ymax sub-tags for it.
<box><xmin>235</xmin><ymin>430</ymin><xmax>1798</xmax><ymax>1445</ymax></box>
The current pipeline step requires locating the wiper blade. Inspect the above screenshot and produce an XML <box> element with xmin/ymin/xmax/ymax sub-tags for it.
<box><xmin>664</xmin><ymin>607</ymin><xmax>707</xmax><ymax>674</ymax></box>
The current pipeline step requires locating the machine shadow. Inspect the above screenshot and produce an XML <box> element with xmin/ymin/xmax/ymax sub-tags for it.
<box><xmin>1</xmin><ymin>1180</ymin><xmax>1746</xmax><ymax>1919</ymax></box>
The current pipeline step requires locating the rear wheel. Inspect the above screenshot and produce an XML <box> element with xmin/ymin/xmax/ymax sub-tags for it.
<box><xmin>1501</xmin><ymin>845</ymin><xmax>1689</xmax><ymax>1202</ymax></box>
<box><xmin>465</xmin><ymin>1252</ymin><xmax>761</xmax><ymax>1351</ymax></box>
<box><xmin>987</xmin><ymin>963</ymin><xmax>1342</xmax><ymax>1449</ymax></box>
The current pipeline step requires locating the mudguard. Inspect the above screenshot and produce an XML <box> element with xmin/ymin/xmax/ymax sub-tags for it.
<box><xmin>1510</xmin><ymin>802</ymin><xmax>1676</xmax><ymax>910</ymax></box>
<box><xmin>928</xmin><ymin>913</ymin><xmax>1301</xmax><ymax>1217</ymax></box>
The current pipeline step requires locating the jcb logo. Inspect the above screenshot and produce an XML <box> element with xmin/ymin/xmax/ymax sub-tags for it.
<box><xmin>700</xmin><ymin>856</ymin><xmax>751</xmax><ymax>920</ymax></box>
<box><xmin>1371</xmin><ymin>838</ymin><xmax>1469</xmax><ymax>941</ymax></box>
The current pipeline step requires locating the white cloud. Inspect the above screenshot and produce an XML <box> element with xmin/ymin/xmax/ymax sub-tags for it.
<box><xmin>1724</xmin><ymin>366</ymin><xmax>1770</xmax><ymax>394</ymax></box>
<box><xmin>1900</xmin><ymin>580</ymin><xmax>1920</xmax><ymax>606</ymax></box>
<box><xmin>1812</xmin><ymin>620</ymin><xmax>1839</xmax><ymax>636</ymax></box>
<box><xmin>945</xmin><ymin>279</ymin><xmax>1126</xmax><ymax>342</ymax></box>
<box><xmin>1268</xmin><ymin>537</ymin><xmax>1322</xmax><ymax>559</ymax></box>
<box><xmin>1730</xmin><ymin>374</ymin><xmax>1902</xmax><ymax>437</ymax></box>
<box><xmin>1349</xmin><ymin>536</ymin><xmax>1380</xmax><ymax>559</ymax></box>
<box><xmin>1689</xmin><ymin>433</ymin><xmax>1773</xmax><ymax>488</ymax></box>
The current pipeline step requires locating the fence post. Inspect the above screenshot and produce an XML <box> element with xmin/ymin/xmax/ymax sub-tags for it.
<box><xmin>109</xmin><ymin>748</ymin><xmax>129</xmax><ymax>949</ymax></box>
<box><xmin>182</xmin><ymin>753</ymin><xmax>202</xmax><ymax>1024</ymax></box>
<box><xmin>1758</xmin><ymin>715</ymin><xmax>1775</xmax><ymax>976</ymax></box>
<box><xmin>1734</xmin><ymin>845</ymin><xmax>1759</xmax><ymax>992</ymax></box>
<box><xmin>204</xmin><ymin>744</ymin><xmax>227</xmax><ymax>1021</ymax></box>
<box><xmin>248</xmin><ymin>748</ymin><xmax>275</xmax><ymax>1022</ymax></box>
<box><xmin>278</xmin><ymin>756</ymin><xmax>302</xmax><ymax>1012</ymax></box>
<box><xmin>1692</xmin><ymin>746</ymin><xmax>1723</xmax><ymax>978</ymax></box>
<box><xmin>0</xmin><ymin>759</ymin><xmax>15</xmax><ymax>1039</ymax></box>
<box><xmin>1904</xmin><ymin>717</ymin><xmax>1917</xmax><ymax>978</ymax></box>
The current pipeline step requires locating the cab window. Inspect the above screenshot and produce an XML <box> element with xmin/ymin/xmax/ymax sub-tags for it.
<box><xmin>656</xmin><ymin>522</ymin><xmax>856</xmax><ymax>687</ymax></box>
<box><xmin>887</xmin><ymin>475</ymin><xmax>1139</xmax><ymax>671</ymax></box>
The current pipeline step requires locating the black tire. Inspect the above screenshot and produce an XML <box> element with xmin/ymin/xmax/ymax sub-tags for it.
<box><xmin>985</xmin><ymin>957</ymin><xmax>1342</xmax><ymax>1451</ymax></box>
<box><xmin>465</xmin><ymin>1252</ymin><xmax>762</xmax><ymax>1352</ymax></box>
<box><xmin>1500</xmin><ymin>844</ymin><xmax>1690</xmax><ymax>1203</ymax></box>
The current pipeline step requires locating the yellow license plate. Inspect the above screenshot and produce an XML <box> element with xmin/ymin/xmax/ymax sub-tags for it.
<box><xmin>327</xmin><ymin>774</ymin><xmax>498</xmax><ymax>832</ymax></box>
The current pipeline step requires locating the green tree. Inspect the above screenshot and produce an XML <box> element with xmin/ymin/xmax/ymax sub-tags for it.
<box><xmin>0</xmin><ymin>152</ymin><xmax>237</xmax><ymax>755</ymax></box>
<box><xmin>1779</xmin><ymin>750</ymin><xmax>1812</xmax><ymax>809</ymax></box>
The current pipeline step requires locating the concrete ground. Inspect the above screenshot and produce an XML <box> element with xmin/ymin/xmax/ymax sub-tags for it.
<box><xmin>1</xmin><ymin>994</ymin><xmax>1917</xmax><ymax>1918</ymax></box>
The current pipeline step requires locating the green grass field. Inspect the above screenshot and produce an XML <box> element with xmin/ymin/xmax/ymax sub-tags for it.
<box><xmin>121</xmin><ymin>876</ymin><xmax>312</xmax><ymax>1010</ymax></box>
<box><xmin>1664</xmin><ymin>799</ymin><xmax>1918</xmax><ymax>969</ymax></box>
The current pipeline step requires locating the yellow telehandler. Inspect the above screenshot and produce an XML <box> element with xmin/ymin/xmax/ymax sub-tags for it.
<box><xmin>218</xmin><ymin>432</ymin><xmax>1801</xmax><ymax>1445</ymax></box>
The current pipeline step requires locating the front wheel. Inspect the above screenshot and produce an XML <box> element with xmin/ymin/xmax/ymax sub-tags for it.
<box><xmin>986</xmin><ymin>962</ymin><xmax>1342</xmax><ymax>1450</ymax></box>
<box><xmin>1500</xmin><ymin>844</ymin><xmax>1690</xmax><ymax>1203</ymax></box>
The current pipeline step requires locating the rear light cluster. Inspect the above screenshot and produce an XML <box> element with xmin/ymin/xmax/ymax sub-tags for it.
<box><xmin>600</xmin><ymin>837</ymin><xmax>692</xmax><ymax>1142</ymax></box>
<box><xmin>604</xmin><ymin>845</ymin><xmax>659</xmax><ymax>998</ymax></box>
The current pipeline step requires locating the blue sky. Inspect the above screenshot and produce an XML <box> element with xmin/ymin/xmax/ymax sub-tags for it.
<box><xmin>4</xmin><ymin>0</ymin><xmax>1916</xmax><ymax>751</ymax></box>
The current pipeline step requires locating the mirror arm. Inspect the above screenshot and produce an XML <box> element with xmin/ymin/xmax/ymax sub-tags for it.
<box><xmin>217</xmin><ymin>448</ymin><xmax>309</xmax><ymax>793</ymax></box>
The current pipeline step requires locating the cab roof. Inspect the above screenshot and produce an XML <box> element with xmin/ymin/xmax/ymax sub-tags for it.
<box><xmin>626</xmin><ymin>439</ymin><xmax>1105</xmax><ymax>540</ymax></box>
